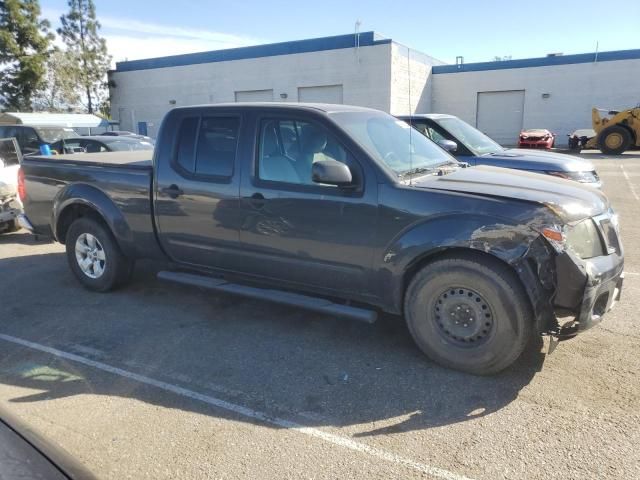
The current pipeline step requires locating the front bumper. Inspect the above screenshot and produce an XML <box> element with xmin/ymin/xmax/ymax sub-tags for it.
<box><xmin>554</xmin><ymin>250</ymin><xmax>624</xmax><ymax>339</ymax></box>
<box><xmin>0</xmin><ymin>196</ymin><xmax>20</xmax><ymax>224</ymax></box>
<box><xmin>519</xmin><ymin>139</ymin><xmax>553</xmax><ymax>149</ymax></box>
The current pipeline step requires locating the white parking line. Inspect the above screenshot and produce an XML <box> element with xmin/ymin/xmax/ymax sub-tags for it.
<box><xmin>619</xmin><ymin>165</ymin><xmax>640</xmax><ymax>201</ymax></box>
<box><xmin>0</xmin><ymin>333</ymin><xmax>473</xmax><ymax>480</ymax></box>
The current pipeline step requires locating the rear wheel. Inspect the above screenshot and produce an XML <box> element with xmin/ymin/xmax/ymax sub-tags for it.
<box><xmin>599</xmin><ymin>125</ymin><xmax>632</xmax><ymax>155</ymax></box>
<box><xmin>404</xmin><ymin>254</ymin><xmax>533</xmax><ymax>375</ymax></box>
<box><xmin>65</xmin><ymin>217</ymin><xmax>134</xmax><ymax>292</ymax></box>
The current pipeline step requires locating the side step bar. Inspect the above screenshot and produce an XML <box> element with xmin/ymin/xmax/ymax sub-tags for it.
<box><xmin>157</xmin><ymin>271</ymin><xmax>378</xmax><ymax>324</ymax></box>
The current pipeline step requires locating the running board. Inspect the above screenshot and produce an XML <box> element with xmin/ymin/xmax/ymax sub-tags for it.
<box><xmin>157</xmin><ymin>271</ymin><xmax>378</xmax><ymax>324</ymax></box>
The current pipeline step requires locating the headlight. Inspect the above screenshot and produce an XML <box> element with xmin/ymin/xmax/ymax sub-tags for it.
<box><xmin>565</xmin><ymin>219</ymin><xmax>605</xmax><ymax>259</ymax></box>
<box><xmin>547</xmin><ymin>170</ymin><xmax>598</xmax><ymax>183</ymax></box>
<box><xmin>540</xmin><ymin>220</ymin><xmax>605</xmax><ymax>259</ymax></box>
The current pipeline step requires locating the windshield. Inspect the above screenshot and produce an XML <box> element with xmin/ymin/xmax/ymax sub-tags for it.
<box><xmin>330</xmin><ymin>111</ymin><xmax>457</xmax><ymax>176</ymax></box>
<box><xmin>435</xmin><ymin>117</ymin><xmax>503</xmax><ymax>155</ymax></box>
<box><xmin>107</xmin><ymin>140</ymin><xmax>154</xmax><ymax>151</ymax></box>
<box><xmin>36</xmin><ymin>127</ymin><xmax>78</xmax><ymax>143</ymax></box>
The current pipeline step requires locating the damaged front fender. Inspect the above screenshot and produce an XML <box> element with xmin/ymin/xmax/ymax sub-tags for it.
<box><xmin>379</xmin><ymin>212</ymin><xmax>558</xmax><ymax>323</ymax></box>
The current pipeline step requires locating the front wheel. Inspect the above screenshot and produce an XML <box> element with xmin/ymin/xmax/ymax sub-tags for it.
<box><xmin>404</xmin><ymin>254</ymin><xmax>533</xmax><ymax>375</ymax></box>
<box><xmin>599</xmin><ymin>125</ymin><xmax>632</xmax><ymax>155</ymax></box>
<box><xmin>65</xmin><ymin>217</ymin><xmax>134</xmax><ymax>292</ymax></box>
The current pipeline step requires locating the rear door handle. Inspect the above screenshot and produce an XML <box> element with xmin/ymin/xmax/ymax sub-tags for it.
<box><xmin>249</xmin><ymin>192</ymin><xmax>266</xmax><ymax>209</ymax></box>
<box><xmin>161</xmin><ymin>184</ymin><xmax>184</xmax><ymax>199</ymax></box>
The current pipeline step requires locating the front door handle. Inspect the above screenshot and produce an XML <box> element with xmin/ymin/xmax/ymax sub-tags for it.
<box><xmin>161</xmin><ymin>184</ymin><xmax>183</xmax><ymax>199</ymax></box>
<box><xmin>249</xmin><ymin>192</ymin><xmax>266</xmax><ymax>209</ymax></box>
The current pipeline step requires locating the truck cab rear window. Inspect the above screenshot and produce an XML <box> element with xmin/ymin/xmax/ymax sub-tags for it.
<box><xmin>176</xmin><ymin>117</ymin><xmax>238</xmax><ymax>178</ymax></box>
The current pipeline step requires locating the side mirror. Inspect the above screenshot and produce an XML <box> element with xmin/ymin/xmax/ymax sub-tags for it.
<box><xmin>312</xmin><ymin>159</ymin><xmax>353</xmax><ymax>186</ymax></box>
<box><xmin>437</xmin><ymin>139</ymin><xmax>458</xmax><ymax>153</ymax></box>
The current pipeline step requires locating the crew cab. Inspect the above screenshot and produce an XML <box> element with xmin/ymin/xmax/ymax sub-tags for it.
<box><xmin>18</xmin><ymin>103</ymin><xmax>624</xmax><ymax>375</ymax></box>
<box><xmin>398</xmin><ymin>114</ymin><xmax>601</xmax><ymax>187</ymax></box>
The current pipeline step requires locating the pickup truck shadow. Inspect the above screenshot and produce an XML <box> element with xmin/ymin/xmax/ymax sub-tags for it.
<box><xmin>0</xmin><ymin>248</ymin><xmax>545</xmax><ymax>436</ymax></box>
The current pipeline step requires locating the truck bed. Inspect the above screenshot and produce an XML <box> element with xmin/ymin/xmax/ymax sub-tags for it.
<box><xmin>21</xmin><ymin>151</ymin><xmax>161</xmax><ymax>259</ymax></box>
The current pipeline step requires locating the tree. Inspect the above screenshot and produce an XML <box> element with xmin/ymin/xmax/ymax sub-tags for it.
<box><xmin>58</xmin><ymin>0</ymin><xmax>111</xmax><ymax>114</ymax></box>
<box><xmin>32</xmin><ymin>49</ymin><xmax>81</xmax><ymax>112</ymax></box>
<box><xmin>0</xmin><ymin>0</ymin><xmax>53</xmax><ymax>111</ymax></box>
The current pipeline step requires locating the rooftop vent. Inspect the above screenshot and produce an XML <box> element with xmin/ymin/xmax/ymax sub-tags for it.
<box><xmin>546</xmin><ymin>52</ymin><xmax>564</xmax><ymax>57</ymax></box>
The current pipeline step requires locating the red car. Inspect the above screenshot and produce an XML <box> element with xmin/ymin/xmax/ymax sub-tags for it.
<box><xmin>518</xmin><ymin>129</ymin><xmax>556</xmax><ymax>149</ymax></box>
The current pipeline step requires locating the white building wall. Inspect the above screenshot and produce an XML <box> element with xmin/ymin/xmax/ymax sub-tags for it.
<box><xmin>389</xmin><ymin>44</ymin><xmax>443</xmax><ymax>115</ymax></box>
<box><xmin>431</xmin><ymin>59</ymin><xmax>640</xmax><ymax>145</ymax></box>
<box><xmin>109</xmin><ymin>43</ymin><xmax>392</xmax><ymax>138</ymax></box>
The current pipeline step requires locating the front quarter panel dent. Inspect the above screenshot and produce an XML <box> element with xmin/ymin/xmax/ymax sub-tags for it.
<box><xmin>381</xmin><ymin>214</ymin><xmax>558</xmax><ymax>328</ymax></box>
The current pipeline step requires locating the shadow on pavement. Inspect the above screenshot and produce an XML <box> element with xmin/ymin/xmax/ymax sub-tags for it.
<box><xmin>0</xmin><ymin>249</ymin><xmax>545</xmax><ymax>436</ymax></box>
<box><xmin>0</xmin><ymin>231</ymin><xmax>53</xmax><ymax>246</ymax></box>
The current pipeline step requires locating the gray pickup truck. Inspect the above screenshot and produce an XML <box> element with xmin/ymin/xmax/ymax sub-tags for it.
<box><xmin>18</xmin><ymin>103</ymin><xmax>624</xmax><ymax>375</ymax></box>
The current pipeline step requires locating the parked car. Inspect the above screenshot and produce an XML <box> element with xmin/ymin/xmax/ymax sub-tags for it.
<box><xmin>49</xmin><ymin>135</ymin><xmax>154</xmax><ymax>154</ymax></box>
<box><xmin>398</xmin><ymin>114</ymin><xmax>600</xmax><ymax>187</ymax></box>
<box><xmin>0</xmin><ymin>138</ymin><xmax>22</xmax><ymax>233</ymax></box>
<box><xmin>568</xmin><ymin>128</ymin><xmax>597</xmax><ymax>150</ymax></box>
<box><xmin>0</xmin><ymin>124</ymin><xmax>77</xmax><ymax>155</ymax></box>
<box><xmin>0</xmin><ymin>407</ymin><xmax>97</xmax><ymax>480</ymax></box>
<box><xmin>18</xmin><ymin>103</ymin><xmax>624</xmax><ymax>375</ymax></box>
<box><xmin>518</xmin><ymin>129</ymin><xmax>556</xmax><ymax>149</ymax></box>
<box><xmin>100</xmin><ymin>130</ymin><xmax>154</xmax><ymax>143</ymax></box>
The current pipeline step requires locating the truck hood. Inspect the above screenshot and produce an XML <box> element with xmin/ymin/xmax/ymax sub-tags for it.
<box><xmin>479</xmin><ymin>148</ymin><xmax>595</xmax><ymax>173</ymax></box>
<box><xmin>410</xmin><ymin>165</ymin><xmax>608</xmax><ymax>223</ymax></box>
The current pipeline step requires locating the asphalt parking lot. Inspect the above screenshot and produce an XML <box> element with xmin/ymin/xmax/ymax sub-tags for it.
<box><xmin>1</xmin><ymin>151</ymin><xmax>639</xmax><ymax>480</ymax></box>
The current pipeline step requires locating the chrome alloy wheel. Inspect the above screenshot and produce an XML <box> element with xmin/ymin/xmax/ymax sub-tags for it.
<box><xmin>75</xmin><ymin>233</ymin><xmax>106</xmax><ymax>279</ymax></box>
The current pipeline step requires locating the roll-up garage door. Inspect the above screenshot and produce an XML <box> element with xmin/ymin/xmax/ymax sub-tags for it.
<box><xmin>476</xmin><ymin>90</ymin><xmax>525</xmax><ymax>146</ymax></box>
<box><xmin>298</xmin><ymin>85</ymin><xmax>344</xmax><ymax>104</ymax></box>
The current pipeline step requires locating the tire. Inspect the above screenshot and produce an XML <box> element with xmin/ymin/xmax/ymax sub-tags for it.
<box><xmin>65</xmin><ymin>216</ymin><xmax>134</xmax><ymax>292</ymax></box>
<box><xmin>599</xmin><ymin>125</ymin><xmax>632</xmax><ymax>155</ymax></box>
<box><xmin>404</xmin><ymin>253</ymin><xmax>533</xmax><ymax>375</ymax></box>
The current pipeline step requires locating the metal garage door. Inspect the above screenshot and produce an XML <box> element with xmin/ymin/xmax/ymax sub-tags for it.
<box><xmin>476</xmin><ymin>90</ymin><xmax>525</xmax><ymax>146</ymax></box>
<box><xmin>235</xmin><ymin>89</ymin><xmax>274</xmax><ymax>102</ymax></box>
<box><xmin>298</xmin><ymin>85</ymin><xmax>344</xmax><ymax>104</ymax></box>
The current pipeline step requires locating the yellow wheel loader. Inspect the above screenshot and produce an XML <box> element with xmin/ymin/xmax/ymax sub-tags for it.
<box><xmin>587</xmin><ymin>106</ymin><xmax>640</xmax><ymax>154</ymax></box>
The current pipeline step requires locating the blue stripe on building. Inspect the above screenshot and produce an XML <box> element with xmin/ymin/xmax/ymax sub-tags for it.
<box><xmin>432</xmin><ymin>49</ymin><xmax>640</xmax><ymax>74</ymax></box>
<box><xmin>115</xmin><ymin>32</ymin><xmax>391</xmax><ymax>72</ymax></box>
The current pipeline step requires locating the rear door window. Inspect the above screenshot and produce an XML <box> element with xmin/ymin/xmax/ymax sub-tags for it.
<box><xmin>176</xmin><ymin>118</ymin><xmax>199</xmax><ymax>172</ymax></box>
<box><xmin>175</xmin><ymin>116</ymin><xmax>239</xmax><ymax>179</ymax></box>
<box><xmin>195</xmin><ymin>117</ymin><xmax>238</xmax><ymax>177</ymax></box>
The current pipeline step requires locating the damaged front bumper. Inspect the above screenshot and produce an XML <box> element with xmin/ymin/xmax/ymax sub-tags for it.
<box><xmin>553</xmin><ymin>250</ymin><xmax>624</xmax><ymax>339</ymax></box>
<box><xmin>0</xmin><ymin>195</ymin><xmax>20</xmax><ymax>224</ymax></box>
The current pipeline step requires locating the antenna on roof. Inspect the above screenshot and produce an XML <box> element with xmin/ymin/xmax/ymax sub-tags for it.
<box><xmin>594</xmin><ymin>40</ymin><xmax>599</xmax><ymax>63</ymax></box>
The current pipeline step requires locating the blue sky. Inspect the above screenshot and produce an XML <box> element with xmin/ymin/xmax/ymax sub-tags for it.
<box><xmin>40</xmin><ymin>0</ymin><xmax>640</xmax><ymax>65</ymax></box>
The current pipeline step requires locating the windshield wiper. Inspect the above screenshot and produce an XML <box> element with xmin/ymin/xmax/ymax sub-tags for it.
<box><xmin>397</xmin><ymin>166</ymin><xmax>434</xmax><ymax>178</ymax></box>
<box><xmin>434</xmin><ymin>160</ymin><xmax>459</xmax><ymax>168</ymax></box>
